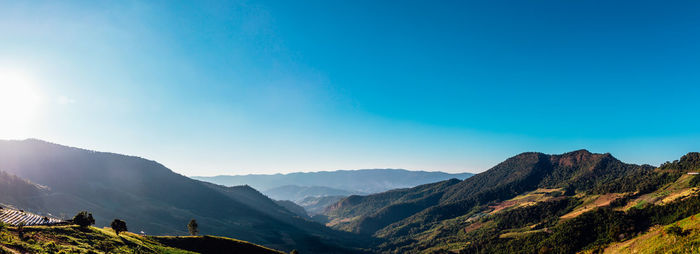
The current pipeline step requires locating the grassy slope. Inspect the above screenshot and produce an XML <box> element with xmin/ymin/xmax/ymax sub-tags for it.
<box><xmin>0</xmin><ymin>225</ymin><xmax>283</xmax><ymax>254</ymax></box>
<box><xmin>622</xmin><ymin>174</ymin><xmax>700</xmax><ymax>210</ymax></box>
<box><xmin>370</xmin><ymin>188</ymin><xmax>570</xmax><ymax>253</ymax></box>
<box><xmin>596</xmin><ymin>212</ymin><xmax>700</xmax><ymax>254</ymax></box>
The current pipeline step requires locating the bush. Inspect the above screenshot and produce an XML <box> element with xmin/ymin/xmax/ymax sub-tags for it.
<box><xmin>72</xmin><ymin>211</ymin><xmax>95</xmax><ymax>228</ymax></box>
<box><xmin>665</xmin><ymin>225</ymin><xmax>686</xmax><ymax>236</ymax></box>
<box><xmin>110</xmin><ymin>219</ymin><xmax>127</xmax><ymax>235</ymax></box>
<box><xmin>17</xmin><ymin>222</ymin><xmax>25</xmax><ymax>239</ymax></box>
<box><xmin>187</xmin><ymin>219</ymin><xmax>199</xmax><ymax>236</ymax></box>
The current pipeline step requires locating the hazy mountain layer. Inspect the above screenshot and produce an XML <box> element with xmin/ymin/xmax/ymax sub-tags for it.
<box><xmin>5</xmin><ymin>139</ymin><xmax>700</xmax><ymax>253</ymax></box>
<box><xmin>298</xmin><ymin>195</ymin><xmax>347</xmax><ymax>216</ymax></box>
<box><xmin>193</xmin><ymin>169</ymin><xmax>473</xmax><ymax>195</ymax></box>
<box><xmin>263</xmin><ymin>185</ymin><xmax>359</xmax><ymax>202</ymax></box>
<box><xmin>0</xmin><ymin>139</ymin><xmax>368</xmax><ymax>253</ymax></box>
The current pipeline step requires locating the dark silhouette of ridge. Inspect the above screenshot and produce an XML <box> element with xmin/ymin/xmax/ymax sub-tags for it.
<box><xmin>0</xmin><ymin>139</ymin><xmax>369</xmax><ymax>253</ymax></box>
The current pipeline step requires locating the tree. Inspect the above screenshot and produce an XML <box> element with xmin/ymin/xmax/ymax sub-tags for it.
<box><xmin>17</xmin><ymin>222</ymin><xmax>25</xmax><ymax>239</ymax></box>
<box><xmin>73</xmin><ymin>211</ymin><xmax>95</xmax><ymax>228</ymax></box>
<box><xmin>665</xmin><ymin>225</ymin><xmax>686</xmax><ymax>236</ymax></box>
<box><xmin>187</xmin><ymin>219</ymin><xmax>199</xmax><ymax>236</ymax></box>
<box><xmin>111</xmin><ymin>219</ymin><xmax>128</xmax><ymax>235</ymax></box>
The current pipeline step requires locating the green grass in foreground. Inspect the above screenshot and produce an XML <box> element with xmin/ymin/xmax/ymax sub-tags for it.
<box><xmin>0</xmin><ymin>224</ymin><xmax>284</xmax><ymax>254</ymax></box>
<box><xmin>600</xmin><ymin>212</ymin><xmax>700</xmax><ymax>254</ymax></box>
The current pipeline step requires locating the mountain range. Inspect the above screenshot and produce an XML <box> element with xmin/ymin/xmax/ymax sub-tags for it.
<box><xmin>263</xmin><ymin>185</ymin><xmax>361</xmax><ymax>202</ymax></box>
<box><xmin>193</xmin><ymin>169</ymin><xmax>473</xmax><ymax>216</ymax></box>
<box><xmin>2</xmin><ymin>139</ymin><xmax>700</xmax><ymax>253</ymax></box>
<box><xmin>322</xmin><ymin>150</ymin><xmax>700</xmax><ymax>253</ymax></box>
<box><xmin>192</xmin><ymin>169</ymin><xmax>473</xmax><ymax>196</ymax></box>
<box><xmin>0</xmin><ymin>139</ymin><xmax>368</xmax><ymax>253</ymax></box>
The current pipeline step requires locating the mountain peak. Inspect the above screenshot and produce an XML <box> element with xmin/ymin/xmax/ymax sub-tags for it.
<box><xmin>566</xmin><ymin>149</ymin><xmax>592</xmax><ymax>155</ymax></box>
<box><xmin>551</xmin><ymin>149</ymin><xmax>617</xmax><ymax>168</ymax></box>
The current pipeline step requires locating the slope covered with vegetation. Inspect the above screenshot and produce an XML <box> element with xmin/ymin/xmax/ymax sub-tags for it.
<box><xmin>4</xmin><ymin>139</ymin><xmax>700</xmax><ymax>253</ymax></box>
<box><xmin>598</xmin><ymin>211</ymin><xmax>700</xmax><ymax>253</ymax></box>
<box><xmin>298</xmin><ymin>195</ymin><xmax>347</xmax><ymax>216</ymax></box>
<box><xmin>0</xmin><ymin>223</ymin><xmax>283</xmax><ymax>254</ymax></box>
<box><xmin>0</xmin><ymin>139</ymin><xmax>369</xmax><ymax>253</ymax></box>
<box><xmin>0</xmin><ymin>171</ymin><xmax>51</xmax><ymax>213</ymax></box>
<box><xmin>323</xmin><ymin>150</ymin><xmax>700</xmax><ymax>253</ymax></box>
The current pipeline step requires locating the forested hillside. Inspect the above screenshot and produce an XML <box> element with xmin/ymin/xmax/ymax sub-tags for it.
<box><xmin>324</xmin><ymin>150</ymin><xmax>700</xmax><ymax>253</ymax></box>
<box><xmin>0</xmin><ymin>171</ymin><xmax>50</xmax><ymax>213</ymax></box>
<box><xmin>0</xmin><ymin>139</ymin><xmax>369</xmax><ymax>253</ymax></box>
<box><xmin>3</xmin><ymin>140</ymin><xmax>700</xmax><ymax>253</ymax></box>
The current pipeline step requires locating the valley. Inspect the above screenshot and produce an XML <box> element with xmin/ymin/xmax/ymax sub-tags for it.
<box><xmin>3</xmin><ymin>1</ymin><xmax>696</xmax><ymax>253</ymax></box>
<box><xmin>1</xmin><ymin>140</ymin><xmax>699</xmax><ymax>253</ymax></box>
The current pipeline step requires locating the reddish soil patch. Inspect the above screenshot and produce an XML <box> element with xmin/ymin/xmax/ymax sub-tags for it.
<box><xmin>561</xmin><ymin>193</ymin><xmax>624</xmax><ymax>219</ymax></box>
<box><xmin>488</xmin><ymin>200</ymin><xmax>519</xmax><ymax>214</ymax></box>
<box><xmin>464</xmin><ymin>222</ymin><xmax>483</xmax><ymax>233</ymax></box>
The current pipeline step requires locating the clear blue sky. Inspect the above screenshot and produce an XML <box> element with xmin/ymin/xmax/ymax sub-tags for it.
<box><xmin>1</xmin><ymin>0</ymin><xmax>699</xmax><ymax>176</ymax></box>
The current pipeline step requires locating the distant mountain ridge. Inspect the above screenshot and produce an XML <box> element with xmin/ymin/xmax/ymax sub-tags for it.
<box><xmin>298</xmin><ymin>195</ymin><xmax>347</xmax><ymax>216</ymax></box>
<box><xmin>264</xmin><ymin>185</ymin><xmax>361</xmax><ymax>202</ymax></box>
<box><xmin>0</xmin><ymin>139</ymin><xmax>368</xmax><ymax>253</ymax></box>
<box><xmin>6</xmin><ymin>139</ymin><xmax>696</xmax><ymax>253</ymax></box>
<box><xmin>193</xmin><ymin>169</ymin><xmax>474</xmax><ymax>196</ymax></box>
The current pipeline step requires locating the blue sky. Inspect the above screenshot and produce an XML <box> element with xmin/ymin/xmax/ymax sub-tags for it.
<box><xmin>1</xmin><ymin>0</ymin><xmax>699</xmax><ymax>176</ymax></box>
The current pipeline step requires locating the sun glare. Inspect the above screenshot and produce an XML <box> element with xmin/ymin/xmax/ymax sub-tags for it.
<box><xmin>0</xmin><ymin>68</ymin><xmax>42</xmax><ymax>139</ymax></box>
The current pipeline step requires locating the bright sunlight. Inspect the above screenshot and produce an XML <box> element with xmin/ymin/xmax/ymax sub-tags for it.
<box><xmin>0</xmin><ymin>68</ymin><xmax>41</xmax><ymax>139</ymax></box>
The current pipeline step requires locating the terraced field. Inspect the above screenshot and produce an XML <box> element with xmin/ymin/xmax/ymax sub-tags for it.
<box><xmin>0</xmin><ymin>207</ymin><xmax>63</xmax><ymax>226</ymax></box>
<box><xmin>560</xmin><ymin>193</ymin><xmax>627</xmax><ymax>219</ymax></box>
<box><xmin>622</xmin><ymin>174</ymin><xmax>700</xmax><ymax>210</ymax></box>
<box><xmin>595</xmin><ymin>212</ymin><xmax>700</xmax><ymax>253</ymax></box>
<box><xmin>488</xmin><ymin>188</ymin><xmax>565</xmax><ymax>215</ymax></box>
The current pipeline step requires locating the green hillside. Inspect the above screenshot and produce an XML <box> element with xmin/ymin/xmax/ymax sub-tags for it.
<box><xmin>0</xmin><ymin>224</ymin><xmax>283</xmax><ymax>254</ymax></box>
<box><xmin>322</xmin><ymin>150</ymin><xmax>700</xmax><ymax>253</ymax></box>
<box><xmin>0</xmin><ymin>139</ymin><xmax>369</xmax><ymax>253</ymax></box>
<box><xmin>597</xmin><ymin>211</ymin><xmax>700</xmax><ymax>254</ymax></box>
<box><xmin>4</xmin><ymin>140</ymin><xmax>700</xmax><ymax>253</ymax></box>
<box><xmin>325</xmin><ymin>150</ymin><xmax>656</xmax><ymax>236</ymax></box>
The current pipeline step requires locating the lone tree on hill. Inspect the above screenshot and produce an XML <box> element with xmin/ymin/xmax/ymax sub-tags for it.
<box><xmin>73</xmin><ymin>211</ymin><xmax>95</xmax><ymax>228</ymax></box>
<box><xmin>111</xmin><ymin>219</ymin><xmax>128</xmax><ymax>235</ymax></box>
<box><xmin>17</xmin><ymin>222</ymin><xmax>25</xmax><ymax>239</ymax></box>
<box><xmin>187</xmin><ymin>219</ymin><xmax>199</xmax><ymax>236</ymax></box>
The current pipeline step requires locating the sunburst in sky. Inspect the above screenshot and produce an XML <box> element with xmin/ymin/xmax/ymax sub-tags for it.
<box><xmin>1</xmin><ymin>1</ymin><xmax>699</xmax><ymax>176</ymax></box>
<box><xmin>0</xmin><ymin>68</ymin><xmax>43</xmax><ymax>139</ymax></box>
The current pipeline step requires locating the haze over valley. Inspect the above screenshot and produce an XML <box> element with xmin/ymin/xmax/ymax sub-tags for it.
<box><xmin>2</xmin><ymin>0</ymin><xmax>700</xmax><ymax>253</ymax></box>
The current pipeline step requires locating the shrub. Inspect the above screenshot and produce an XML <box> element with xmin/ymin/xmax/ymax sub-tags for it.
<box><xmin>187</xmin><ymin>219</ymin><xmax>199</xmax><ymax>236</ymax></box>
<box><xmin>665</xmin><ymin>225</ymin><xmax>686</xmax><ymax>236</ymax></box>
<box><xmin>17</xmin><ymin>222</ymin><xmax>25</xmax><ymax>239</ymax></box>
<box><xmin>72</xmin><ymin>211</ymin><xmax>95</xmax><ymax>228</ymax></box>
<box><xmin>111</xmin><ymin>219</ymin><xmax>128</xmax><ymax>235</ymax></box>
